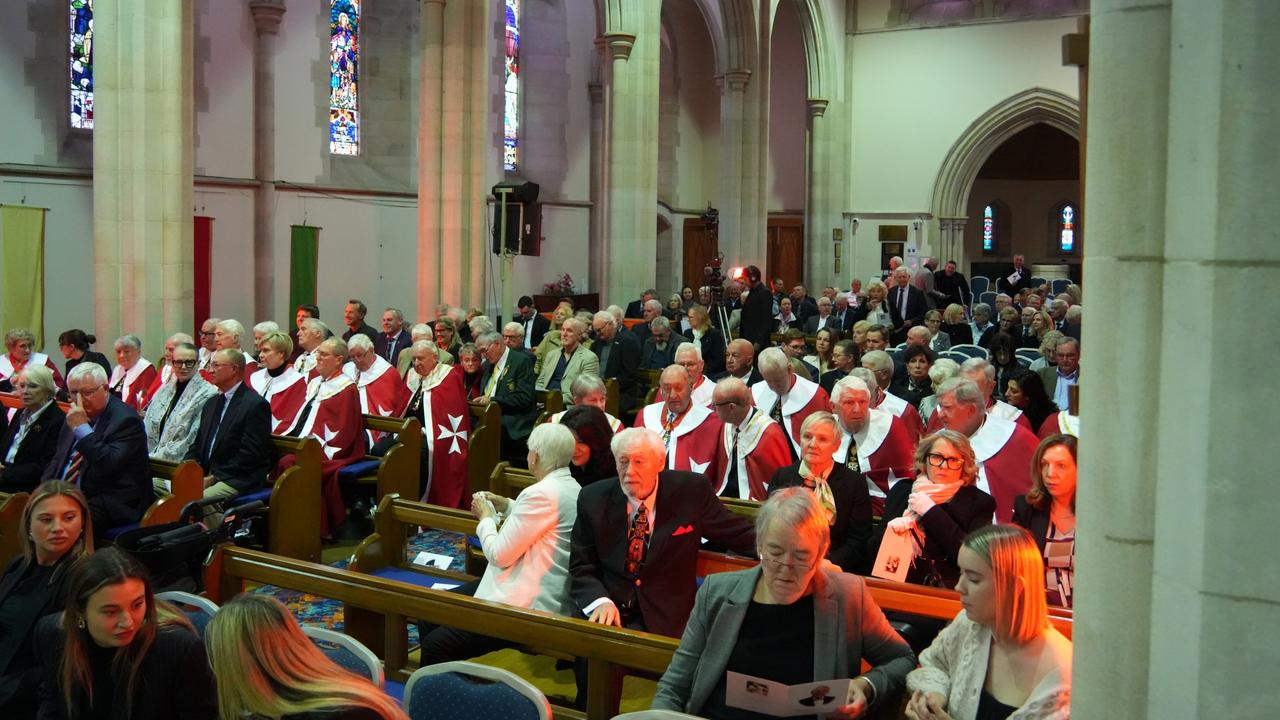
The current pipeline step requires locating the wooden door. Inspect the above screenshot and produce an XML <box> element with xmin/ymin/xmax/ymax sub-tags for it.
<box><xmin>766</xmin><ymin>217</ymin><xmax>804</xmax><ymax>288</ymax></box>
<box><xmin>682</xmin><ymin>219</ymin><xmax>718</xmax><ymax>292</ymax></box>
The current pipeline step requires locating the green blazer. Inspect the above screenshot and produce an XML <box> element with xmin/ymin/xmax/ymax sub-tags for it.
<box><xmin>535</xmin><ymin>345</ymin><xmax>600</xmax><ymax>403</ymax></box>
<box><xmin>482</xmin><ymin>348</ymin><xmax>537</xmax><ymax>441</ymax></box>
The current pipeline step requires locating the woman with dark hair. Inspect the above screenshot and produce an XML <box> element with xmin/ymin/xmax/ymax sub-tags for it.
<box><xmin>804</xmin><ymin>327</ymin><xmax>840</xmax><ymax>377</ymax></box>
<box><xmin>557</xmin><ymin>404</ymin><xmax>617</xmax><ymax>485</ymax></box>
<box><xmin>34</xmin><ymin>547</ymin><xmax>216</xmax><ymax>719</ymax></box>
<box><xmin>1013</xmin><ymin>434</ymin><xmax>1078</xmax><ymax>609</ymax></box>
<box><xmin>0</xmin><ymin>481</ymin><xmax>93</xmax><ymax>713</ymax></box>
<box><xmin>986</xmin><ymin>332</ymin><xmax>1022</xmax><ymax>398</ymax></box>
<box><xmin>456</xmin><ymin>343</ymin><xmax>484</xmax><ymax>401</ymax></box>
<box><xmin>56</xmin><ymin>330</ymin><xmax>111</xmax><ymax>381</ymax></box>
<box><xmin>1003</xmin><ymin>369</ymin><xmax>1057</xmax><ymax>434</ymax></box>
<box><xmin>207</xmin><ymin>595</ymin><xmax>407</xmax><ymax>720</ymax></box>
<box><xmin>891</xmin><ymin>345</ymin><xmax>936</xmax><ymax>411</ymax></box>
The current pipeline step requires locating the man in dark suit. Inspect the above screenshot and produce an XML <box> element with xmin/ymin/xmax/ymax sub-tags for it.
<box><xmin>830</xmin><ymin>294</ymin><xmax>855</xmax><ymax>332</ymax></box>
<box><xmin>185</xmin><ymin>348</ymin><xmax>274</xmax><ymax>516</ymax></box>
<box><xmin>723</xmin><ymin>339</ymin><xmax>764</xmax><ymax>387</ymax></box>
<box><xmin>341</xmin><ymin>299</ymin><xmax>380</xmax><ymax>344</ymax></box>
<box><xmin>803</xmin><ymin>296</ymin><xmax>839</xmax><ymax>335</ymax></box>
<box><xmin>624</xmin><ymin>289</ymin><xmax>657</xmax><ymax>319</ymax></box>
<box><xmin>476</xmin><ymin>331</ymin><xmax>537</xmax><ymax>456</ymax></box>
<box><xmin>738</xmin><ymin>265</ymin><xmax>775</xmax><ymax>352</ymax></box>
<box><xmin>995</xmin><ymin>254</ymin><xmax>1031</xmax><ymax>296</ymax></box>
<box><xmin>789</xmin><ymin>285</ymin><xmax>819</xmax><ymax>325</ymax></box>
<box><xmin>630</xmin><ymin>300</ymin><xmax>663</xmax><ymax>346</ymax></box>
<box><xmin>515</xmin><ymin>296</ymin><xmax>551</xmax><ymax>350</ymax></box>
<box><xmin>766</xmin><ymin>412</ymin><xmax>873</xmax><ymax>574</ymax></box>
<box><xmin>0</xmin><ymin>365</ymin><xmax>66</xmax><ymax>492</ymax></box>
<box><xmin>639</xmin><ymin>317</ymin><xmax>687</xmax><ymax>370</ymax></box>
<box><xmin>591</xmin><ymin>311</ymin><xmax>642</xmax><ymax>413</ymax></box>
<box><xmin>887</xmin><ymin>267</ymin><xmax>927</xmax><ymax>344</ymax></box>
<box><xmin>373</xmin><ymin>307</ymin><xmax>412</xmax><ymax>363</ymax></box>
<box><xmin>42</xmin><ymin>363</ymin><xmax>150</xmax><ymax>538</ymax></box>
<box><xmin>934</xmin><ymin>260</ymin><xmax>971</xmax><ymax>309</ymax></box>
<box><xmin>570</xmin><ymin>427</ymin><xmax>756</xmax><ymax>637</ymax></box>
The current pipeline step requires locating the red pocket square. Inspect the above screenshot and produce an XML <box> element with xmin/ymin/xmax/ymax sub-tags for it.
<box><xmin>672</xmin><ymin>524</ymin><xmax>695</xmax><ymax>536</ymax></box>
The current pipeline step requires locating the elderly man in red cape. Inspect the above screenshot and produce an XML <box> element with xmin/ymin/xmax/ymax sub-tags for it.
<box><xmin>108</xmin><ymin>334</ymin><xmax>158</xmax><ymax>412</ymax></box>
<box><xmin>926</xmin><ymin>357</ymin><xmax>1036</xmax><ymax>436</ymax></box>
<box><xmin>216</xmin><ymin>319</ymin><xmax>258</xmax><ymax>379</ymax></box>
<box><xmin>829</xmin><ymin>374</ymin><xmax>916</xmax><ymax>516</ymax></box>
<box><xmin>249</xmin><ymin>331</ymin><xmax>309</xmax><ymax>433</ymax></box>
<box><xmin>709</xmin><ymin>377</ymin><xmax>791</xmax><ymax>500</ymax></box>
<box><xmin>859</xmin><ymin>350</ymin><xmax>925</xmax><ymax>441</ymax></box>
<box><xmin>344</xmin><ymin>334</ymin><xmax>411</xmax><ymax>446</ymax></box>
<box><xmin>654</xmin><ymin>343</ymin><xmax>715</xmax><ymax>408</ymax></box>
<box><xmin>278</xmin><ymin>337</ymin><xmax>366</xmax><ymax>537</ymax></box>
<box><xmin>634</xmin><ymin>364</ymin><xmax>723</xmax><ymax>478</ymax></box>
<box><xmin>396</xmin><ymin>340</ymin><xmax>471</xmax><ymax>507</ymax></box>
<box><xmin>933</xmin><ymin>376</ymin><xmax>1039</xmax><ymax>523</ymax></box>
<box><xmin>750</xmin><ymin>347</ymin><xmax>830</xmax><ymax>461</ymax></box>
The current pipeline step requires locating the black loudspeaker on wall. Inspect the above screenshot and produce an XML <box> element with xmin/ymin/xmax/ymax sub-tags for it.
<box><xmin>491</xmin><ymin>181</ymin><xmax>541</xmax><ymax>256</ymax></box>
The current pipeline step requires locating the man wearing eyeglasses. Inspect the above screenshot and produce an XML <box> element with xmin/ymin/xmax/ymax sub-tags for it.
<box><xmin>634</xmin><ymin>364</ymin><xmax>723</xmax><ymax>479</ymax></box>
<box><xmin>42</xmin><ymin>362</ymin><xmax>151</xmax><ymax>540</ymax></box>
<box><xmin>142</xmin><ymin>343</ymin><xmax>218</xmax><ymax>462</ymax></box>
<box><xmin>197</xmin><ymin>317</ymin><xmax>220</xmax><ymax>373</ymax></box>
<box><xmin>933</xmin><ymin>377</ymin><xmax>1037</xmax><ymax>522</ymax></box>
<box><xmin>709</xmin><ymin>377</ymin><xmax>791</xmax><ymax>501</ymax></box>
<box><xmin>829</xmin><ymin>376</ymin><xmax>916</xmax><ymax>517</ymax></box>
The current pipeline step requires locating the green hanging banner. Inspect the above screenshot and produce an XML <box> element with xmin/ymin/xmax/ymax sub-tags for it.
<box><xmin>289</xmin><ymin>225</ymin><xmax>320</xmax><ymax>314</ymax></box>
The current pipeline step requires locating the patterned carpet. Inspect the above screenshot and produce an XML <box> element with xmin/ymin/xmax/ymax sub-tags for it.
<box><xmin>252</xmin><ymin>529</ymin><xmax>656</xmax><ymax>711</ymax></box>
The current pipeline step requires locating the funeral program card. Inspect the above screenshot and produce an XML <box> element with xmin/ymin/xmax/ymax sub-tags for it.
<box><xmin>725</xmin><ymin>671</ymin><xmax>854</xmax><ymax>716</ymax></box>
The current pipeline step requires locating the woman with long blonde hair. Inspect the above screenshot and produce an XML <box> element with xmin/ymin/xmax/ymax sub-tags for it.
<box><xmin>206</xmin><ymin>594</ymin><xmax>406</xmax><ymax>720</ymax></box>
<box><xmin>905</xmin><ymin>524</ymin><xmax>1072</xmax><ymax>720</ymax></box>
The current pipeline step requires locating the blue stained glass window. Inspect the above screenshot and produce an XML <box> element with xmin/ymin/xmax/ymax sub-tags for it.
<box><xmin>983</xmin><ymin>205</ymin><xmax>994</xmax><ymax>252</ymax></box>
<box><xmin>329</xmin><ymin>0</ymin><xmax>360</xmax><ymax>155</ymax></box>
<box><xmin>1059</xmin><ymin>204</ymin><xmax>1075</xmax><ymax>252</ymax></box>
<box><xmin>70</xmin><ymin>0</ymin><xmax>94</xmax><ymax>129</ymax></box>
<box><xmin>503</xmin><ymin>0</ymin><xmax>521</xmax><ymax>172</ymax></box>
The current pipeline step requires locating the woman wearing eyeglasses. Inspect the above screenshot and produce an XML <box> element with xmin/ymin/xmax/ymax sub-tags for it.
<box><xmin>875</xmin><ymin>430</ymin><xmax>995</xmax><ymax>588</ymax></box>
<box><xmin>653</xmin><ymin>488</ymin><xmax>916</xmax><ymax>718</ymax></box>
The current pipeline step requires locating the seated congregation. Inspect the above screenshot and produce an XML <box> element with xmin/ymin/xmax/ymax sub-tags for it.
<box><xmin>0</xmin><ymin>264</ymin><xmax>1081</xmax><ymax>718</ymax></box>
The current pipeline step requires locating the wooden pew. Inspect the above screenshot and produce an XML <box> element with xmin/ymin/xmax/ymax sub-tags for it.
<box><xmin>339</xmin><ymin>414</ymin><xmax>422</xmax><ymax>503</ymax></box>
<box><xmin>247</xmin><ymin>435</ymin><xmax>324</xmax><ymax>562</ymax></box>
<box><xmin>209</xmin><ymin>544</ymin><xmax>678</xmax><ymax>720</ymax></box>
<box><xmin>0</xmin><ymin>492</ymin><xmax>31</xmax><ymax>567</ymax></box>
<box><xmin>534</xmin><ymin>389</ymin><xmax>565</xmax><ymax>426</ymax></box>
<box><xmin>467</xmin><ymin>400</ymin><xmax>501</xmax><ymax>498</ymax></box>
<box><xmin>604</xmin><ymin>377</ymin><xmax>619</xmax><ymax>418</ymax></box>
<box><xmin>637</xmin><ymin>369</ymin><xmax>661</xmax><ymax>406</ymax></box>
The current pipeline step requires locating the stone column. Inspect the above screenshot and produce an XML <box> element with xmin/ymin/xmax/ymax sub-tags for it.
<box><xmin>415</xmin><ymin>0</ymin><xmax>445</xmax><ymax>321</ymax></box>
<box><xmin>92</xmin><ymin>0</ymin><xmax>193</xmax><ymax>355</ymax></box>
<box><xmin>588</xmin><ymin>78</ymin><xmax>605</xmax><ymax>293</ymax></box>
<box><xmin>1144</xmin><ymin>0</ymin><xmax>1280</xmax><ymax>715</ymax></box>
<box><xmin>249</xmin><ymin>0</ymin><xmax>285</xmax><ymax>325</ymax></box>
<box><xmin>716</xmin><ymin>69</ymin><xmax>751</xmax><ymax>265</ymax></box>
<box><xmin>804</xmin><ymin>98</ymin><xmax>831</xmax><ymax>288</ymax></box>
<box><xmin>1071</xmin><ymin>0</ymin><xmax>1172</xmax><ymax>717</ymax></box>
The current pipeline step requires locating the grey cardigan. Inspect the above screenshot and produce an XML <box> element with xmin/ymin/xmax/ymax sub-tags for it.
<box><xmin>652</xmin><ymin>566</ymin><xmax>916</xmax><ymax>714</ymax></box>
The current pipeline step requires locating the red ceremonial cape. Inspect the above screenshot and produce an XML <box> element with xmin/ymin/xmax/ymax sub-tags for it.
<box><xmin>249</xmin><ymin>365</ymin><xmax>309</xmax><ymax>434</ymax></box>
<box><xmin>877</xmin><ymin>391</ymin><xmax>925</xmax><ymax>441</ymax></box>
<box><xmin>1</xmin><ymin>353</ymin><xmax>65</xmax><ymax>390</ymax></box>
<box><xmin>402</xmin><ymin>364</ymin><xmax>472</xmax><ymax>508</ymax></box>
<box><xmin>968</xmin><ymin>415</ymin><xmax>1038</xmax><ymax>523</ymax></box>
<box><xmin>1038</xmin><ymin>410</ymin><xmax>1079</xmax><ymax>439</ymax></box>
<box><xmin>713</xmin><ymin>409</ymin><xmax>792</xmax><ymax>500</ymax></box>
<box><xmin>750</xmin><ymin>374</ymin><xmax>830</xmax><ymax>457</ymax></box>
<box><xmin>278</xmin><ymin>374</ymin><xmax>367</xmax><ymax>536</ymax></box>
<box><xmin>345</xmin><ymin>356</ymin><xmax>411</xmax><ymax>445</ymax></box>
<box><xmin>654</xmin><ymin>375</ymin><xmax>715</xmax><ymax>408</ymax></box>
<box><xmin>108</xmin><ymin>360</ymin><xmax>158</xmax><ymax>412</ymax></box>
<box><xmin>834</xmin><ymin>409</ymin><xmax>916</xmax><ymax>515</ymax></box>
<box><xmin>635</xmin><ymin>401</ymin><xmax>724</xmax><ymax>479</ymax></box>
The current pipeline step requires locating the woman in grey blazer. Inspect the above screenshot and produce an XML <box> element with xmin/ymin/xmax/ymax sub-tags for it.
<box><xmin>652</xmin><ymin>488</ymin><xmax>916</xmax><ymax>718</ymax></box>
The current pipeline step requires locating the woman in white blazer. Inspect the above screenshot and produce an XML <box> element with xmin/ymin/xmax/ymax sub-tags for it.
<box><xmin>417</xmin><ymin>423</ymin><xmax>582</xmax><ymax>665</ymax></box>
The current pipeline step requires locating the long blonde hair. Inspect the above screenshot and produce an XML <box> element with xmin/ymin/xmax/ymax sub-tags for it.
<box><xmin>206</xmin><ymin>594</ymin><xmax>406</xmax><ymax>720</ymax></box>
<box><xmin>963</xmin><ymin>525</ymin><xmax>1049</xmax><ymax>645</ymax></box>
<box><xmin>19</xmin><ymin>480</ymin><xmax>95</xmax><ymax>566</ymax></box>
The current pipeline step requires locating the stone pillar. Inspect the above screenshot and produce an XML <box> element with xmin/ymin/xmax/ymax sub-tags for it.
<box><xmin>601</xmin><ymin>25</ymin><xmax>661</xmax><ymax>303</ymax></box>
<box><xmin>1071</xmin><ymin>0</ymin><xmax>1171</xmax><ymax>717</ymax></box>
<box><xmin>804</xmin><ymin>98</ymin><xmax>831</xmax><ymax>288</ymax></box>
<box><xmin>716</xmin><ymin>69</ymin><xmax>751</xmax><ymax>265</ymax></box>
<box><xmin>92</xmin><ymin>0</ymin><xmax>193</xmax><ymax>355</ymax></box>
<box><xmin>1144</xmin><ymin>0</ymin><xmax>1280</xmax><ymax>716</ymax></box>
<box><xmin>416</xmin><ymin>0</ymin><xmax>490</xmax><ymax>315</ymax></box>
<box><xmin>588</xmin><ymin>78</ymin><xmax>605</xmax><ymax>293</ymax></box>
<box><xmin>249</xmin><ymin>0</ymin><xmax>285</xmax><ymax>325</ymax></box>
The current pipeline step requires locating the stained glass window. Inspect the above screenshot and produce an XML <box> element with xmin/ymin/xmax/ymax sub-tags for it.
<box><xmin>70</xmin><ymin>0</ymin><xmax>94</xmax><ymax>130</ymax></box>
<box><xmin>983</xmin><ymin>205</ymin><xmax>994</xmax><ymax>253</ymax></box>
<box><xmin>1059</xmin><ymin>203</ymin><xmax>1076</xmax><ymax>252</ymax></box>
<box><xmin>329</xmin><ymin>0</ymin><xmax>360</xmax><ymax>156</ymax></box>
<box><xmin>503</xmin><ymin>0</ymin><xmax>521</xmax><ymax>172</ymax></box>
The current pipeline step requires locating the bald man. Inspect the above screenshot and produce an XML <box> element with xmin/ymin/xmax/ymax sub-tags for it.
<box><xmin>633</xmin><ymin>364</ymin><xmax>723</xmax><ymax>479</ymax></box>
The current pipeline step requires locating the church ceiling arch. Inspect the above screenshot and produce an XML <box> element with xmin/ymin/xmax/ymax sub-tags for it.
<box><xmin>931</xmin><ymin>87</ymin><xmax>1080</xmax><ymax>219</ymax></box>
<box><xmin>772</xmin><ymin>0</ymin><xmax>835</xmax><ymax>101</ymax></box>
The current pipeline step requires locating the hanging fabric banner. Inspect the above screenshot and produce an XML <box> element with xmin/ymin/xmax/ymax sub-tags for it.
<box><xmin>0</xmin><ymin>205</ymin><xmax>48</xmax><ymax>348</ymax></box>
<box><xmin>290</xmin><ymin>225</ymin><xmax>321</xmax><ymax>314</ymax></box>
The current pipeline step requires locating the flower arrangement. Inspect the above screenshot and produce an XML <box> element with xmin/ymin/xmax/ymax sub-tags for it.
<box><xmin>542</xmin><ymin>273</ymin><xmax>577</xmax><ymax>295</ymax></box>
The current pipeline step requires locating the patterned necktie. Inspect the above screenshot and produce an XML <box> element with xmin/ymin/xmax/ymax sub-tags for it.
<box><xmin>805</xmin><ymin>474</ymin><xmax>837</xmax><ymax>525</ymax></box>
<box><xmin>845</xmin><ymin>435</ymin><xmax>859</xmax><ymax>471</ymax></box>
<box><xmin>770</xmin><ymin>398</ymin><xmax>783</xmax><ymax>425</ymax></box>
<box><xmin>625</xmin><ymin>503</ymin><xmax>650</xmax><ymax>577</ymax></box>
<box><xmin>63</xmin><ymin>451</ymin><xmax>84</xmax><ymax>484</ymax></box>
<box><xmin>662</xmin><ymin>410</ymin><xmax>682</xmax><ymax>449</ymax></box>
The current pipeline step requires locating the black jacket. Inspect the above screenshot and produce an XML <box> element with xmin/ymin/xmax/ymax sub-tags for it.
<box><xmin>768</xmin><ymin>464</ymin><xmax>874</xmax><ymax>575</ymax></box>
<box><xmin>0</xmin><ymin>555</ymin><xmax>77</xmax><ymax>714</ymax></box>
<box><xmin>694</xmin><ymin>327</ymin><xmax>727</xmax><ymax>378</ymax></box>
<box><xmin>373</xmin><ymin>330</ymin><xmax>412</xmax><ymax>364</ymax></box>
<box><xmin>342</xmin><ymin>323</ymin><xmax>380</xmax><ymax>345</ymax></box>
<box><xmin>739</xmin><ymin>281</ymin><xmax>775</xmax><ymax>351</ymax></box>
<box><xmin>518</xmin><ymin>312</ymin><xmax>551</xmax><ymax>349</ymax></box>
<box><xmin>1012</xmin><ymin>495</ymin><xmax>1053</xmax><ymax>555</ymax></box>
<box><xmin>184</xmin><ymin>384</ymin><xmax>275</xmax><ymax>493</ymax></box>
<box><xmin>887</xmin><ymin>285</ymin><xmax>927</xmax><ymax>334</ymax></box>
<box><xmin>41</xmin><ymin>396</ymin><xmax>150</xmax><ymax>533</ymax></box>
<box><xmin>569</xmin><ymin>471</ymin><xmax>756</xmax><ymax>638</ymax></box>
<box><xmin>35</xmin><ymin>617</ymin><xmax>217</xmax><ymax>720</ymax></box>
<box><xmin>933</xmin><ymin>270</ymin><xmax>971</xmax><ymax>308</ymax></box>
<box><xmin>0</xmin><ymin>403</ymin><xmax>66</xmax><ymax>493</ymax></box>
<box><xmin>592</xmin><ymin>331</ymin><xmax>642</xmax><ymax>410</ymax></box>
<box><xmin>877</xmin><ymin>483</ymin><xmax>995</xmax><ymax>588</ymax></box>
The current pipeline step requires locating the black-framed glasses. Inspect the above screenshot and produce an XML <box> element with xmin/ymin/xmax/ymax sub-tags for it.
<box><xmin>172</xmin><ymin>359</ymin><xmax>199</xmax><ymax>368</ymax></box>
<box><xmin>926</xmin><ymin>453</ymin><xmax>965</xmax><ymax>470</ymax></box>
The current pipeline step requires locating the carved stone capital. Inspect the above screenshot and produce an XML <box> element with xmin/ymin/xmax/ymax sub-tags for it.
<box><xmin>807</xmin><ymin>98</ymin><xmax>829</xmax><ymax>118</ymax></box>
<box><xmin>715</xmin><ymin>68</ymin><xmax>752</xmax><ymax>92</ymax></box>
<box><xmin>248</xmin><ymin>0</ymin><xmax>286</xmax><ymax>35</ymax></box>
<box><xmin>602</xmin><ymin>32</ymin><xmax>637</xmax><ymax>61</ymax></box>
